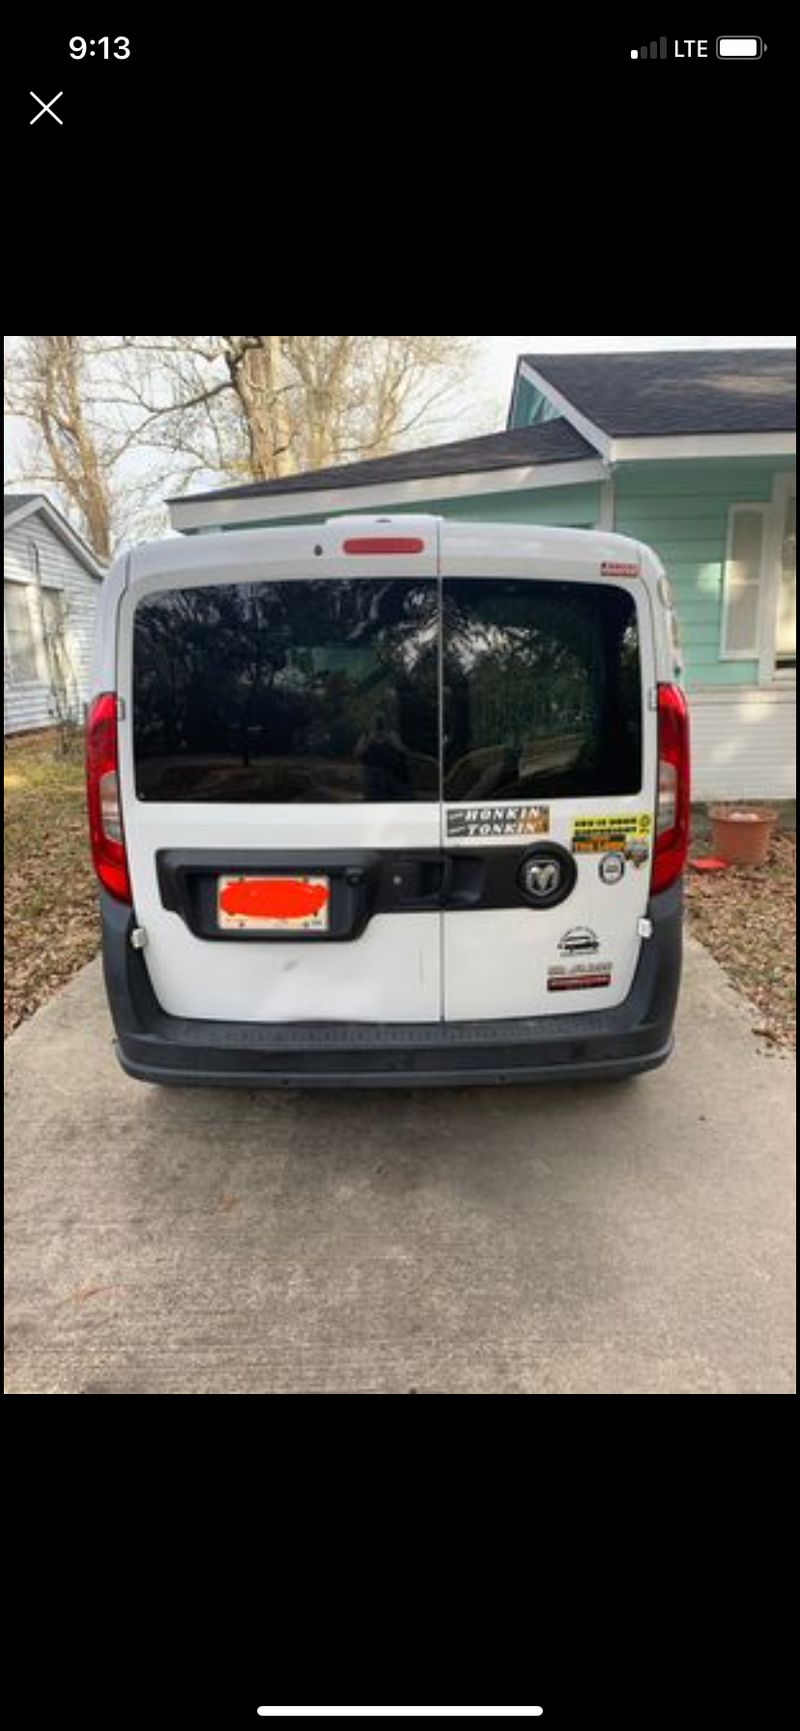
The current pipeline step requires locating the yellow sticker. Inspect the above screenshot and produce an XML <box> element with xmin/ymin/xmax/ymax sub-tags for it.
<box><xmin>572</xmin><ymin>813</ymin><xmax>652</xmax><ymax>854</ymax></box>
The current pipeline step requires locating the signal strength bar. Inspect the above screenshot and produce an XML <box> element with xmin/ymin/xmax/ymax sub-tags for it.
<box><xmin>632</xmin><ymin>38</ymin><xmax>668</xmax><ymax>58</ymax></box>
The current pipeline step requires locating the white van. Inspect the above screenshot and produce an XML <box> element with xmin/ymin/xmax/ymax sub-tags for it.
<box><xmin>87</xmin><ymin>515</ymin><xmax>690</xmax><ymax>1086</ymax></box>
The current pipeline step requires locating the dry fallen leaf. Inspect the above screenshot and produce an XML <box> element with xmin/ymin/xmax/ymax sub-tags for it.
<box><xmin>5</xmin><ymin>735</ymin><xmax>101</xmax><ymax>1037</ymax></box>
<box><xmin>68</xmin><ymin>1282</ymin><xmax>113</xmax><ymax>1304</ymax></box>
<box><xmin>686</xmin><ymin>824</ymin><xmax>795</xmax><ymax>1051</ymax></box>
<box><xmin>214</xmin><ymin>1194</ymin><xmax>240</xmax><ymax>1213</ymax></box>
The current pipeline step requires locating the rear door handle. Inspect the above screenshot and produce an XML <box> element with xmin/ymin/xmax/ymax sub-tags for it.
<box><xmin>437</xmin><ymin>854</ymin><xmax>454</xmax><ymax>905</ymax></box>
<box><xmin>392</xmin><ymin>854</ymin><xmax>453</xmax><ymax>907</ymax></box>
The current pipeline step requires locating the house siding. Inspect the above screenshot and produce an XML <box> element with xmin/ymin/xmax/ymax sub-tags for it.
<box><xmin>4</xmin><ymin>512</ymin><xmax>102</xmax><ymax>735</ymax></box>
<box><xmin>689</xmin><ymin>687</ymin><xmax>795</xmax><ymax>800</ymax></box>
<box><xmin>217</xmin><ymin>482</ymin><xmax>604</xmax><ymax>532</ymax></box>
<box><xmin>614</xmin><ymin>458</ymin><xmax>794</xmax><ymax>686</ymax></box>
<box><xmin>615</xmin><ymin>458</ymin><xmax>796</xmax><ymax>798</ymax></box>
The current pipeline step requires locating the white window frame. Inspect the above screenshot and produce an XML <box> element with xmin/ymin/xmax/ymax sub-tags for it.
<box><xmin>759</xmin><ymin>471</ymin><xmax>796</xmax><ymax>686</ymax></box>
<box><xmin>720</xmin><ymin>503</ymin><xmax>768</xmax><ymax>661</ymax></box>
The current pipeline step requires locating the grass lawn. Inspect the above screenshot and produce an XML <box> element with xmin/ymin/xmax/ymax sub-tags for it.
<box><xmin>4</xmin><ymin>731</ymin><xmax>100</xmax><ymax>1038</ymax></box>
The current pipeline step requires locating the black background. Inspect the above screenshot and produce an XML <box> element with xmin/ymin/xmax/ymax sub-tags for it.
<box><xmin>8</xmin><ymin>19</ymin><xmax>793</xmax><ymax>135</ymax></box>
<box><xmin>9</xmin><ymin>22</ymin><xmax>795</xmax><ymax>151</ymax></box>
<box><xmin>8</xmin><ymin>1401</ymin><xmax>796</xmax><ymax>1729</ymax></box>
<box><xmin>5</xmin><ymin>16</ymin><xmax>796</xmax><ymax>264</ymax></box>
<box><xmin>1</xmin><ymin>14</ymin><xmax>795</xmax><ymax>335</ymax></box>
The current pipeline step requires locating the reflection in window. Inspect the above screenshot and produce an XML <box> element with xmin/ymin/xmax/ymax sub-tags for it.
<box><xmin>443</xmin><ymin>579</ymin><xmax>641</xmax><ymax>800</ymax></box>
<box><xmin>133</xmin><ymin>578</ymin><xmax>439</xmax><ymax>803</ymax></box>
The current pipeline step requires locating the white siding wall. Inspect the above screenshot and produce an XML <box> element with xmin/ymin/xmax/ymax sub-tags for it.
<box><xmin>690</xmin><ymin>686</ymin><xmax>796</xmax><ymax>800</ymax></box>
<box><xmin>4</xmin><ymin>513</ymin><xmax>102</xmax><ymax>734</ymax></box>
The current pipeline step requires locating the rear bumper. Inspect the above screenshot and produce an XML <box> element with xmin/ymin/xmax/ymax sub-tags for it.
<box><xmin>100</xmin><ymin>883</ymin><xmax>683</xmax><ymax>1088</ymax></box>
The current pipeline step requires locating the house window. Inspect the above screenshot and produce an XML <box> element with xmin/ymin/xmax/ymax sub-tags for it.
<box><xmin>4</xmin><ymin>582</ymin><xmax>40</xmax><ymax>683</ymax></box>
<box><xmin>775</xmin><ymin>491</ymin><xmax>796</xmax><ymax>670</ymax></box>
<box><xmin>721</xmin><ymin>506</ymin><xmax>766</xmax><ymax>658</ymax></box>
<box><xmin>28</xmin><ymin>540</ymin><xmax>41</xmax><ymax>578</ymax></box>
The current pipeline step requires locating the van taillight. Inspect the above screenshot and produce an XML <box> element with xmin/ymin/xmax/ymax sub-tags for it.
<box><xmin>342</xmin><ymin>536</ymin><xmax>425</xmax><ymax>554</ymax></box>
<box><xmin>86</xmin><ymin>693</ymin><xmax>131</xmax><ymax>903</ymax></box>
<box><xmin>652</xmin><ymin>682</ymin><xmax>691</xmax><ymax>894</ymax></box>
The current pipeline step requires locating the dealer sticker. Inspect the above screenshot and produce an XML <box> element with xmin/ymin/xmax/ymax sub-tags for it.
<box><xmin>548</xmin><ymin>959</ymin><xmax>613</xmax><ymax>992</ymax></box>
<box><xmin>599</xmin><ymin>852</ymin><xmax>626</xmax><ymax>885</ymax></box>
<box><xmin>447</xmin><ymin>803</ymin><xmax>550</xmax><ymax>839</ymax></box>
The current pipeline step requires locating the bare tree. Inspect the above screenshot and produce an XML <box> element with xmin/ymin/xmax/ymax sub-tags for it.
<box><xmin>225</xmin><ymin>335</ymin><xmax>296</xmax><ymax>477</ymax></box>
<box><xmin>115</xmin><ymin>335</ymin><xmax>477</xmax><ymax>488</ymax></box>
<box><xmin>5</xmin><ymin>336</ymin><xmax>483</xmax><ymax>543</ymax></box>
<box><xmin>4</xmin><ymin>337</ymin><xmax>116</xmax><ymax>557</ymax></box>
<box><xmin>288</xmin><ymin>335</ymin><xmax>476</xmax><ymax>466</ymax></box>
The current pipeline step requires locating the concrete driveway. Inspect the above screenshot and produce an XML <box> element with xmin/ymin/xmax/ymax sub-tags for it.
<box><xmin>5</xmin><ymin>936</ymin><xmax>795</xmax><ymax>1394</ymax></box>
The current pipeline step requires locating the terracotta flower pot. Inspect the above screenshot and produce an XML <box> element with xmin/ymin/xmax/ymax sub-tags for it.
<box><xmin>709</xmin><ymin>807</ymin><xmax>778</xmax><ymax>866</ymax></box>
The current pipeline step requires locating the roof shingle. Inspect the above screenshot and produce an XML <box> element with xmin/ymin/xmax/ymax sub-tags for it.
<box><xmin>169</xmin><ymin>419</ymin><xmax>595</xmax><ymax>505</ymax></box>
<box><xmin>4</xmin><ymin>493</ymin><xmax>42</xmax><ymax>517</ymax></box>
<box><xmin>519</xmin><ymin>348</ymin><xmax>796</xmax><ymax>436</ymax></box>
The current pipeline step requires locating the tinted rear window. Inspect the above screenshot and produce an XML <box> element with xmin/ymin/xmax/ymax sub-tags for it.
<box><xmin>132</xmin><ymin>579</ymin><xmax>438</xmax><ymax>803</ymax></box>
<box><xmin>443</xmin><ymin>578</ymin><xmax>641</xmax><ymax>801</ymax></box>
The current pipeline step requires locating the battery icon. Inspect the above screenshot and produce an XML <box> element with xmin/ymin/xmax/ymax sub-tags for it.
<box><xmin>717</xmin><ymin>36</ymin><xmax>764</xmax><ymax>57</ymax></box>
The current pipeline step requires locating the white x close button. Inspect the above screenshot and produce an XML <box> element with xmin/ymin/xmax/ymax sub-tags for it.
<box><xmin>30</xmin><ymin>91</ymin><xmax>63</xmax><ymax>124</ymax></box>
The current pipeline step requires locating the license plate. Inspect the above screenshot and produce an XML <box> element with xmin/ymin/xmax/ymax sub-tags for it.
<box><xmin>217</xmin><ymin>874</ymin><xmax>330</xmax><ymax>932</ymax></box>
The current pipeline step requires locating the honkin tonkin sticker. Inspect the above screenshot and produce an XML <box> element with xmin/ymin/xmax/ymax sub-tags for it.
<box><xmin>447</xmin><ymin>804</ymin><xmax>549</xmax><ymax>839</ymax></box>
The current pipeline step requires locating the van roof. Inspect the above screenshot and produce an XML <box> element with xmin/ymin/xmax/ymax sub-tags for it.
<box><xmin>124</xmin><ymin>516</ymin><xmax>660</xmax><ymax>587</ymax></box>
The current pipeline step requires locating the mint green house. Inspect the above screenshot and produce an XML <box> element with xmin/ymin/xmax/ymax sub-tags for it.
<box><xmin>168</xmin><ymin>349</ymin><xmax>796</xmax><ymax>800</ymax></box>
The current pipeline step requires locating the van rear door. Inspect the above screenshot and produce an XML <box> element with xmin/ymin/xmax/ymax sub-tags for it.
<box><xmin>117</xmin><ymin>519</ymin><xmax>443</xmax><ymax>1023</ymax></box>
<box><xmin>440</xmin><ymin>525</ymin><xmax>657</xmax><ymax>1020</ymax></box>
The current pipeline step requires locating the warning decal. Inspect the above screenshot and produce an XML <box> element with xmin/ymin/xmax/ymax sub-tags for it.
<box><xmin>447</xmin><ymin>804</ymin><xmax>549</xmax><ymax>839</ymax></box>
<box><xmin>572</xmin><ymin>812</ymin><xmax>652</xmax><ymax>855</ymax></box>
<box><xmin>601</xmin><ymin>559</ymin><xmax>639</xmax><ymax>577</ymax></box>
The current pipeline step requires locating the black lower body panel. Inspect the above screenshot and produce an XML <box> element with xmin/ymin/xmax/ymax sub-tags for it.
<box><xmin>100</xmin><ymin>883</ymin><xmax>683</xmax><ymax>1088</ymax></box>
